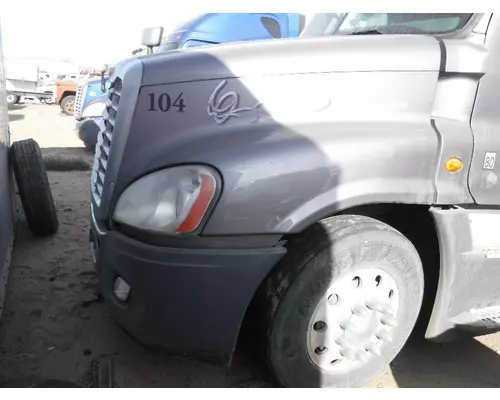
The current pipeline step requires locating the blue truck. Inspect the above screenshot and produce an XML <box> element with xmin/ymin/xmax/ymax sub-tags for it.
<box><xmin>75</xmin><ymin>13</ymin><xmax>305</xmax><ymax>148</ymax></box>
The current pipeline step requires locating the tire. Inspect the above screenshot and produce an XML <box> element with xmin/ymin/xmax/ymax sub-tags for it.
<box><xmin>10</xmin><ymin>139</ymin><xmax>59</xmax><ymax>237</ymax></box>
<box><xmin>84</xmin><ymin>141</ymin><xmax>96</xmax><ymax>151</ymax></box>
<box><xmin>60</xmin><ymin>95</ymin><xmax>75</xmax><ymax>115</ymax></box>
<box><xmin>261</xmin><ymin>215</ymin><xmax>424</xmax><ymax>388</ymax></box>
<box><xmin>6</xmin><ymin>92</ymin><xmax>20</xmax><ymax>105</ymax></box>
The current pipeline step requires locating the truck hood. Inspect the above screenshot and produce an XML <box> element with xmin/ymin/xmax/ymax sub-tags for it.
<box><xmin>140</xmin><ymin>35</ymin><xmax>444</xmax><ymax>86</ymax></box>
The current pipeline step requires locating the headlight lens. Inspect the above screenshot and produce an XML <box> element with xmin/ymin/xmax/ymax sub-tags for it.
<box><xmin>82</xmin><ymin>101</ymin><xmax>106</xmax><ymax>118</ymax></box>
<box><xmin>113</xmin><ymin>165</ymin><xmax>218</xmax><ymax>235</ymax></box>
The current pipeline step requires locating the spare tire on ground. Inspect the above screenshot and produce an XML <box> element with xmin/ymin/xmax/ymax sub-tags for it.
<box><xmin>9</xmin><ymin>139</ymin><xmax>59</xmax><ymax>237</ymax></box>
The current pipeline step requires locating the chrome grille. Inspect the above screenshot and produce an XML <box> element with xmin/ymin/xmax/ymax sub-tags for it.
<box><xmin>91</xmin><ymin>77</ymin><xmax>122</xmax><ymax>206</ymax></box>
<box><xmin>74</xmin><ymin>83</ymin><xmax>85</xmax><ymax>119</ymax></box>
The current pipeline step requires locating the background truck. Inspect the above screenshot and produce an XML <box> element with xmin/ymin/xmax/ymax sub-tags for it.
<box><xmin>89</xmin><ymin>12</ymin><xmax>500</xmax><ymax>388</ymax></box>
<box><xmin>56</xmin><ymin>79</ymin><xmax>77</xmax><ymax>115</ymax></box>
<box><xmin>5</xmin><ymin>60</ymin><xmax>55</xmax><ymax>105</ymax></box>
<box><xmin>55</xmin><ymin>66</ymin><xmax>100</xmax><ymax>116</ymax></box>
<box><xmin>74</xmin><ymin>13</ymin><xmax>305</xmax><ymax>147</ymax></box>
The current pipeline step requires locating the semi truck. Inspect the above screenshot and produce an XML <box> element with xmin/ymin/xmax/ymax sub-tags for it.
<box><xmin>89</xmin><ymin>13</ymin><xmax>500</xmax><ymax>387</ymax></box>
<box><xmin>75</xmin><ymin>13</ymin><xmax>305</xmax><ymax>148</ymax></box>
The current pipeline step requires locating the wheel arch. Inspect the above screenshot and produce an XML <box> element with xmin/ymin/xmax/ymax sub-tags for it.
<box><xmin>237</xmin><ymin>202</ymin><xmax>440</xmax><ymax>354</ymax></box>
<box><xmin>61</xmin><ymin>91</ymin><xmax>76</xmax><ymax>100</ymax></box>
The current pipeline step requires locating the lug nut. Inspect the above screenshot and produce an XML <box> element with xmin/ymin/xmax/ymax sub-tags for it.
<box><xmin>376</xmin><ymin>328</ymin><xmax>392</xmax><ymax>342</ymax></box>
<box><xmin>339</xmin><ymin>345</ymin><xmax>357</xmax><ymax>361</ymax></box>
<box><xmin>381</xmin><ymin>315</ymin><xmax>397</xmax><ymax>327</ymax></box>
<box><xmin>366</xmin><ymin>299</ymin><xmax>394</xmax><ymax>316</ymax></box>
<box><xmin>335</xmin><ymin>335</ymin><xmax>350</xmax><ymax>347</ymax></box>
<box><xmin>380</xmin><ymin>304</ymin><xmax>395</xmax><ymax>316</ymax></box>
<box><xmin>352</xmin><ymin>304</ymin><xmax>370</xmax><ymax>317</ymax></box>
<box><xmin>355</xmin><ymin>349</ymin><xmax>370</xmax><ymax>363</ymax></box>
<box><xmin>365</xmin><ymin>343</ymin><xmax>382</xmax><ymax>356</ymax></box>
<box><xmin>366</xmin><ymin>299</ymin><xmax>382</xmax><ymax>312</ymax></box>
<box><xmin>340</xmin><ymin>318</ymin><xmax>362</xmax><ymax>333</ymax></box>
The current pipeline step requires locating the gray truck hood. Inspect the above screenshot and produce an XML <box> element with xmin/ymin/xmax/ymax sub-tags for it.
<box><xmin>139</xmin><ymin>35</ymin><xmax>443</xmax><ymax>87</ymax></box>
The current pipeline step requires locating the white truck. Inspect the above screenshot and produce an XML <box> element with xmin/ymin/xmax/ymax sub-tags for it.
<box><xmin>5</xmin><ymin>59</ymin><xmax>56</xmax><ymax>105</ymax></box>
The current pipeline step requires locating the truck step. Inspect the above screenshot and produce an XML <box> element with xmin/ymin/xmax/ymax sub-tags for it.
<box><xmin>450</xmin><ymin>305</ymin><xmax>500</xmax><ymax>330</ymax></box>
<box><xmin>471</xmin><ymin>306</ymin><xmax>500</xmax><ymax>329</ymax></box>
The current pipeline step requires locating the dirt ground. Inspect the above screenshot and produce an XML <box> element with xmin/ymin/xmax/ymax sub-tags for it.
<box><xmin>1</xmin><ymin>103</ymin><xmax>500</xmax><ymax>387</ymax></box>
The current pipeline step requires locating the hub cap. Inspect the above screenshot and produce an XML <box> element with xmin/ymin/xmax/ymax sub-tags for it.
<box><xmin>66</xmin><ymin>100</ymin><xmax>75</xmax><ymax>113</ymax></box>
<box><xmin>307</xmin><ymin>268</ymin><xmax>400</xmax><ymax>373</ymax></box>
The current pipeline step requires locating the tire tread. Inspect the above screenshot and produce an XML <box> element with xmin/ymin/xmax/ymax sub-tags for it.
<box><xmin>10</xmin><ymin>139</ymin><xmax>59</xmax><ymax>237</ymax></box>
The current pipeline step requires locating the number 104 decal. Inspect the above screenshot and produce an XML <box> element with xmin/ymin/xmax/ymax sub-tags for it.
<box><xmin>483</xmin><ymin>152</ymin><xmax>497</xmax><ymax>170</ymax></box>
<box><xmin>148</xmin><ymin>92</ymin><xmax>186</xmax><ymax>113</ymax></box>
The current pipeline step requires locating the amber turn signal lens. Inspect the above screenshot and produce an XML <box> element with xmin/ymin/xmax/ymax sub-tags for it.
<box><xmin>445</xmin><ymin>157</ymin><xmax>463</xmax><ymax>172</ymax></box>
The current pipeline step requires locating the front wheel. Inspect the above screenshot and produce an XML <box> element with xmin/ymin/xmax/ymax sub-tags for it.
<box><xmin>262</xmin><ymin>215</ymin><xmax>424</xmax><ymax>388</ymax></box>
<box><xmin>6</xmin><ymin>92</ymin><xmax>20</xmax><ymax>105</ymax></box>
<box><xmin>60</xmin><ymin>95</ymin><xmax>75</xmax><ymax>115</ymax></box>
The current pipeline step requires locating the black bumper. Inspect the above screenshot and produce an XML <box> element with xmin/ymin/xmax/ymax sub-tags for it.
<box><xmin>90</xmin><ymin>214</ymin><xmax>286</xmax><ymax>364</ymax></box>
<box><xmin>77</xmin><ymin>118</ymin><xmax>102</xmax><ymax>147</ymax></box>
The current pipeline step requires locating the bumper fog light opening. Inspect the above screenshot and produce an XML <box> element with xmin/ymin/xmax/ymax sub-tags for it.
<box><xmin>114</xmin><ymin>277</ymin><xmax>131</xmax><ymax>302</ymax></box>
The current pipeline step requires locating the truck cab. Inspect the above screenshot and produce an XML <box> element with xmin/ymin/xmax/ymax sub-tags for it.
<box><xmin>74</xmin><ymin>13</ymin><xmax>305</xmax><ymax>148</ymax></box>
<box><xmin>90</xmin><ymin>13</ymin><xmax>500</xmax><ymax>387</ymax></box>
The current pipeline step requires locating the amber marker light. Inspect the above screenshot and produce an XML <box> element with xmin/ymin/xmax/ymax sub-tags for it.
<box><xmin>445</xmin><ymin>157</ymin><xmax>463</xmax><ymax>173</ymax></box>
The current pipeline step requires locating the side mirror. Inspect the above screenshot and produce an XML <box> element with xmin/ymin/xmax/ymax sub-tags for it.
<box><xmin>141</xmin><ymin>27</ymin><xmax>164</xmax><ymax>52</ymax></box>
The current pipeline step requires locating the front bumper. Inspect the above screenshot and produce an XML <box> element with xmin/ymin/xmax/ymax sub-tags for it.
<box><xmin>77</xmin><ymin>117</ymin><xmax>104</xmax><ymax>147</ymax></box>
<box><xmin>90</xmin><ymin>209</ymin><xmax>286</xmax><ymax>364</ymax></box>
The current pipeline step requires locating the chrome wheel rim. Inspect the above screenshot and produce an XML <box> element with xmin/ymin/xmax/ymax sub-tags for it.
<box><xmin>307</xmin><ymin>267</ymin><xmax>400</xmax><ymax>373</ymax></box>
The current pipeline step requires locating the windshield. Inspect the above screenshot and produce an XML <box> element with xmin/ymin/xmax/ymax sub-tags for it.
<box><xmin>301</xmin><ymin>13</ymin><xmax>475</xmax><ymax>37</ymax></box>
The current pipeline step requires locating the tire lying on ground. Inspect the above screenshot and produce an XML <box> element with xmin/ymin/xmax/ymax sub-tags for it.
<box><xmin>258</xmin><ymin>215</ymin><xmax>424</xmax><ymax>388</ymax></box>
<box><xmin>10</xmin><ymin>139</ymin><xmax>59</xmax><ymax>237</ymax></box>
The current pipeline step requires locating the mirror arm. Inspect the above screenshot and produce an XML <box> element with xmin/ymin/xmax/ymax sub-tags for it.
<box><xmin>101</xmin><ymin>64</ymin><xmax>108</xmax><ymax>93</ymax></box>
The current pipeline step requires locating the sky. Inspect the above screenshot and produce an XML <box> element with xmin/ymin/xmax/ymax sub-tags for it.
<box><xmin>0</xmin><ymin>1</ymin><xmax>318</xmax><ymax>74</ymax></box>
<box><xmin>1</xmin><ymin>1</ymin><xmax>199</xmax><ymax>67</ymax></box>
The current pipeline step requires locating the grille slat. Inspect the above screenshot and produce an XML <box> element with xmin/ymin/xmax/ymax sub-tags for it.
<box><xmin>107</xmin><ymin>107</ymin><xmax>117</xmax><ymax>120</ymax></box>
<box><xmin>98</xmin><ymin>157</ymin><xmax>107</xmax><ymax>170</ymax></box>
<box><xmin>91</xmin><ymin>77</ymin><xmax>121</xmax><ymax>206</ymax></box>
<box><xmin>74</xmin><ymin>84</ymin><xmax>85</xmax><ymax>119</ymax></box>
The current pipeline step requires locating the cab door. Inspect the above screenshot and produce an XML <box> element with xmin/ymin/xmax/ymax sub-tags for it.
<box><xmin>469</xmin><ymin>16</ymin><xmax>500</xmax><ymax>204</ymax></box>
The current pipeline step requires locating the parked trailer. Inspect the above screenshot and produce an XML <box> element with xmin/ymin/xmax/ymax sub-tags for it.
<box><xmin>0</xmin><ymin>23</ymin><xmax>15</xmax><ymax>320</ymax></box>
<box><xmin>0</xmin><ymin>22</ymin><xmax>60</xmax><ymax>322</ymax></box>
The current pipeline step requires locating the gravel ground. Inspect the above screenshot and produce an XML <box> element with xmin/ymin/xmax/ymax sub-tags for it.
<box><xmin>1</xmin><ymin>103</ymin><xmax>500</xmax><ymax>388</ymax></box>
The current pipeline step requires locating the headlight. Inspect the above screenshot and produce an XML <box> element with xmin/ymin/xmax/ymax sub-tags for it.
<box><xmin>82</xmin><ymin>101</ymin><xmax>106</xmax><ymax>118</ymax></box>
<box><xmin>113</xmin><ymin>165</ymin><xmax>218</xmax><ymax>235</ymax></box>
